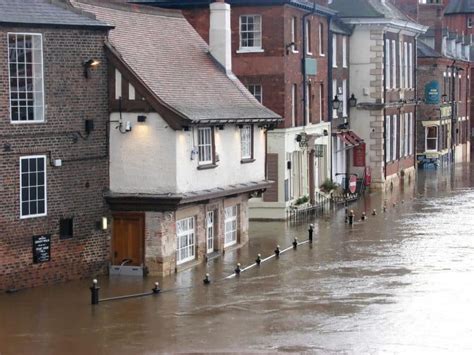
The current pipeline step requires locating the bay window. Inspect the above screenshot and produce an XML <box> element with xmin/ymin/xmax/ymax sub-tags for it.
<box><xmin>426</xmin><ymin>126</ymin><xmax>438</xmax><ymax>151</ymax></box>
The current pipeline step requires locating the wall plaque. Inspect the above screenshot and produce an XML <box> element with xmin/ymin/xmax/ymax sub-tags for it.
<box><xmin>33</xmin><ymin>234</ymin><xmax>51</xmax><ymax>263</ymax></box>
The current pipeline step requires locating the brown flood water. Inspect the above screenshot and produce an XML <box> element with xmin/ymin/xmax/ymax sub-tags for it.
<box><xmin>1</xmin><ymin>163</ymin><xmax>474</xmax><ymax>354</ymax></box>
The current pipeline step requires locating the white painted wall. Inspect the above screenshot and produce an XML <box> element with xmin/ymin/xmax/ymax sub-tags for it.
<box><xmin>109</xmin><ymin>113</ymin><xmax>267</xmax><ymax>194</ymax></box>
<box><xmin>176</xmin><ymin>125</ymin><xmax>266</xmax><ymax>193</ymax></box>
<box><xmin>109</xmin><ymin>112</ymin><xmax>177</xmax><ymax>194</ymax></box>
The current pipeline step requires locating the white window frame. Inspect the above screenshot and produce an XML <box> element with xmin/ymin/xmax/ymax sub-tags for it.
<box><xmin>318</xmin><ymin>23</ymin><xmax>324</xmax><ymax>56</ymax></box>
<box><xmin>425</xmin><ymin>126</ymin><xmax>438</xmax><ymax>152</ymax></box>
<box><xmin>404</xmin><ymin>113</ymin><xmax>409</xmax><ymax>156</ymax></box>
<box><xmin>305</xmin><ymin>19</ymin><xmax>312</xmax><ymax>55</ymax></box>
<box><xmin>176</xmin><ymin>217</ymin><xmax>195</xmax><ymax>265</ymax></box>
<box><xmin>332</xmin><ymin>79</ymin><xmax>338</xmax><ymax>118</ymax></box>
<box><xmin>198</xmin><ymin>127</ymin><xmax>213</xmax><ymax>165</ymax></box>
<box><xmin>399</xmin><ymin>42</ymin><xmax>403</xmax><ymax>89</ymax></box>
<box><xmin>239</xmin><ymin>15</ymin><xmax>262</xmax><ymax>52</ymax></box>
<box><xmin>385</xmin><ymin>39</ymin><xmax>391</xmax><ymax>89</ymax></box>
<box><xmin>342</xmin><ymin>79</ymin><xmax>347</xmax><ymax>117</ymax></box>
<box><xmin>247</xmin><ymin>84</ymin><xmax>262</xmax><ymax>103</ymax></box>
<box><xmin>385</xmin><ymin>115</ymin><xmax>391</xmax><ymax>163</ymax></box>
<box><xmin>291</xmin><ymin>17</ymin><xmax>298</xmax><ymax>52</ymax></box>
<box><xmin>20</xmin><ymin>155</ymin><xmax>47</xmax><ymax>219</ymax></box>
<box><xmin>391</xmin><ymin>40</ymin><xmax>396</xmax><ymax>89</ymax></box>
<box><xmin>206</xmin><ymin>211</ymin><xmax>214</xmax><ymax>254</ymax></box>
<box><xmin>404</xmin><ymin>42</ymin><xmax>408</xmax><ymax>89</ymax></box>
<box><xmin>332</xmin><ymin>35</ymin><xmax>337</xmax><ymax>68</ymax></box>
<box><xmin>409</xmin><ymin>42</ymin><xmax>413</xmax><ymax>89</ymax></box>
<box><xmin>342</xmin><ymin>36</ymin><xmax>347</xmax><ymax>68</ymax></box>
<box><xmin>392</xmin><ymin>114</ymin><xmax>397</xmax><ymax>161</ymax></box>
<box><xmin>224</xmin><ymin>205</ymin><xmax>238</xmax><ymax>247</ymax></box>
<box><xmin>291</xmin><ymin>84</ymin><xmax>297</xmax><ymax>127</ymax></box>
<box><xmin>8</xmin><ymin>32</ymin><xmax>45</xmax><ymax>123</ymax></box>
<box><xmin>409</xmin><ymin>112</ymin><xmax>414</xmax><ymax>155</ymax></box>
<box><xmin>240</xmin><ymin>125</ymin><xmax>252</xmax><ymax>160</ymax></box>
<box><xmin>319</xmin><ymin>83</ymin><xmax>323</xmax><ymax>121</ymax></box>
<box><xmin>400</xmin><ymin>114</ymin><xmax>405</xmax><ymax>157</ymax></box>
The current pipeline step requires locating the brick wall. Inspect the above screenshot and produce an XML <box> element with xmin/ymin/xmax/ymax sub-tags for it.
<box><xmin>0</xmin><ymin>27</ymin><xmax>110</xmax><ymax>291</ymax></box>
<box><xmin>182</xmin><ymin>4</ymin><xmax>329</xmax><ymax>129</ymax></box>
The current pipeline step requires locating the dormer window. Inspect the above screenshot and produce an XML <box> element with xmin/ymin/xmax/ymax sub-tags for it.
<box><xmin>8</xmin><ymin>33</ymin><xmax>44</xmax><ymax>123</ymax></box>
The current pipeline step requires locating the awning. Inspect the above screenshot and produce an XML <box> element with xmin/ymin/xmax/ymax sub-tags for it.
<box><xmin>332</xmin><ymin>130</ymin><xmax>364</xmax><ymax>148</ymax></box>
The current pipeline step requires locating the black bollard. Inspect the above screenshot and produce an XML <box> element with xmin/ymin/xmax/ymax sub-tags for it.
<box><xmin>255</xmin><ymin>254</ymin><xmax>262</xmax><ymax>265</ymax></box>
<box><xmin>348</xmin><ymin>210</ymin><xmax>354</xmax><ymax>225</ymax></box>
<box><xmin>90</xmin><ymin>279</ymin><xmax>100</xmax><ymax>305</ymax></box>
<box><xmin>361</xmin><ymin>212</ymin><xmax>367</xmax><ymax>221</ymax></box>
<box><xmin>372</xmin><ymin>209</ymin><xmax>377</xmax><ymax>216</ymax></box>
<box><xmin>152</xmin><ymin>282</ymin><xmax>161</xmax><ymax>294</ymax></box>
<box><xmin>292</xmin><ymin>237</ymin><xmax>298</xmax><ymax>249</ymax></box>
<box><xmin>203</xmin><ymin>273</ymin><xmax>211</xmax><ymax>285</ymax></box>
<box><xmin>383</xmin><ymin>205</ymin><xmax>387</xmax><ymax>213</ymax></box>
<box><xmin>235</xmin><ymin>263</ymin><xmax>241</xmax><ymax>275</ymax></box>
<box><xmin>274</xmin><ymin>245</ymin><xmax>280</xmax><ymax>257</ymax></box>
<box><xmin>308</xmin><ymin>224</ymin><xmax>314</xmax><ymax>243</ymax></box>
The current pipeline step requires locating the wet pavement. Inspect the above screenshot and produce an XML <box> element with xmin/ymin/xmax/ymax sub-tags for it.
<box><xmin>1</xmin><ymin>163</ymin><xmax>474</xmax><ymax>354</ymax></box>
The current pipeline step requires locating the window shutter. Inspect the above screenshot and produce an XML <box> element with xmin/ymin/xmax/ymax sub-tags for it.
<box><xmin>264</xmin><ymin>154</ymin><xmax>279</xmax><ymax>202</ymax></box>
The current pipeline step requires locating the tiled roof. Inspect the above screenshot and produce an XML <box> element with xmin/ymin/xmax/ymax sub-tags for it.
<box><xmin>132</xmin><ymin>0</ymin><xmax>336</xmax><ymax>16</ymax></box>
<box><xmin>445</xmin><ymin>0</ymin><xmax>474</xmax><ymax>15</ymax></box>
<box><xmin>417</xmin><ymin>40</ymin><xmax>442</xmax><ymax>58</ymax></box>
<box><xmin>0</xmin><ymin>0</ymin><xmax>110</xmax><ymax>28</ymax></box>
<box><xmin>329</xmin><ymin>0</ymin><xmax>410</xmax><ymax>20</ymax></box>
<box><xmin>73</xmin><ymin>0</ymin><xmax>280</xmax><ymax>123</ymax></box>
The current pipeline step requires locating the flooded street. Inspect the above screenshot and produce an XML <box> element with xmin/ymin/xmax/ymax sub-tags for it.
<box><xmin>1</xmin><ymin>164</ymin><xmax>474</xmax><ymax>354</ymax></box>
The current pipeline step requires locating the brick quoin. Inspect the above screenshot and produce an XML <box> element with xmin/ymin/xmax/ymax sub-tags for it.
<box><xmin>0</xmin><ymin>27</ymin><xmax>111</xmax><ymax>291</ymax></box>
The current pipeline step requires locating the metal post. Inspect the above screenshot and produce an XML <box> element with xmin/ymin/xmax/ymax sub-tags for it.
<box><xmin>90</xmin><ymin>279</ymin><xmax>100</xmax><ymax>305</ymax></box>
<box><xmin>308</xmin><ymin>224</ymin><xmax>314</xmax><ymax>242</ymax></box>
<box><xmin>256</xmin><ymin>254</ymin><xmax>262</xmax><ymax>265</ymax></box>
<box><xmin>274</xmin><ymin>245</ymin><xmax>280</xmax><ymax>257</ymax></box>
<box><xmin>348</xmin><ymin>210</ymin><xmax>354</xmax><ymax>225</ymax></box>
<box><xmin>152</xmin><ymin>282</ymin><xmax>160</xmax><ymax>294</ymax></box>
<box><xmin>293</xmin><ymin>237</ymin><xmax>298</xmax><ymax>249</ymax></box>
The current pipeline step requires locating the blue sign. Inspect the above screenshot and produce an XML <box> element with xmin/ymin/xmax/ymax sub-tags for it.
<box><xmin>425</xmin><ymin>80</ymin><xmax>440</xmax><ymax>104</ymax></box>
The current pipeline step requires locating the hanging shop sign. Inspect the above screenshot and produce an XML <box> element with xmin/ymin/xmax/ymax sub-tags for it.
<box><xmin>353</xmin><ymin>143</ymin><xmax>366</xmax><ymax>167</ymax></box>
<box><xmin>425</xmin><ymin>80</ymin><xmax>440</xmax><ymax>104</ymax></box>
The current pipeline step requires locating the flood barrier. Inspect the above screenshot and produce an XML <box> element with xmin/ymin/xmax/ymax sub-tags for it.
<box><xmin>89</xmin><ymin>201</ymin><xmax>400</xmax><ymax>305</ymax></box>
<box><xmin>89</xmin><ymin>225</ymin><xmax>315</xmax><ymax>305</ymax></box>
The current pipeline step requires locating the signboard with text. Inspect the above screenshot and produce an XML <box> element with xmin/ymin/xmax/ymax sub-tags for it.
<box><xmin>33</xmin><ymin>234</ymin><xmax>51</xmax><ymax>264</ymax></box>
<box><xmin>353</xmin><ymin>143</ymin><xmax>366</xmax><ymax>167</ymax></box>
<box><xmin>425</xmin><ymin>81</ymin><xmax>440</xmax><ymax>104</ymax></box>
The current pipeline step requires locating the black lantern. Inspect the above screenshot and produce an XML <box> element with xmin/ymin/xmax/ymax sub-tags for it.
<box><xmin>332</xmin><ymin>95</ymin><xmax>341</xmax><ymax>110</ymax></box>
<box><xmin>348</xmin><ymin>93</ymin><xmax>358</xmax><ymax>108</ymax></box>
<box><xmin>441</xmin><ymin>93</ymin><xmax>448</xmax><ymax>103</ymax></box>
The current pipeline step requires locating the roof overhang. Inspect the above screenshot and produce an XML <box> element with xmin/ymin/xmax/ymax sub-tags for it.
<box><xmin>105</xmin><ymin>180</ymin><xmax>273</xmax><ymax>212</ymax></box>
<box><xmin>343</xmin><ymin>18</ymin><xmax>428</xmax><ymax>35</ymax></box>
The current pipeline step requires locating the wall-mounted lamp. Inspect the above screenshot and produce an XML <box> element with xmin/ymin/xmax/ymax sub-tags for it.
<box><xmin>101</xmin><ymin>217</ymin><xmax>108</xmax><ymax>230</ymax></box>
<box><xmin>182</xmin><ymin>126</ymin><xmax>190</xmax><ymax>131</ymax></box>
<box><xmin>137</xmin><ymin>115</ymin><xmax>147</xmax><ymax>123</ymax></box>
<box><xmin>285</xmin><ymin>41</ymin><xmax>296</xmax><ymax>55</ymax></box>
<box><xmin>332</xmin><ymin>95</ymin><xmax>341</xmax><ymax>110</ymax></box>
<box><xmin>441</xmin><ymin>94</ymin><xmax>448</xmax><ymax>103</ymax></box>
<box><xmin>348</xmin><ymin>94</ymin><xmax>358</xmax><ymax>108</ymax></box>
<box><xmin>218</xmin><ymin>125</ymin><xmax>225</xmax><ymax>130</ymax></box>
<box><xmin>83</xmin><ymin>59</ymin><xmax>101</xmax><ymax>78</ymax></box>
<box><xmin>237</xmin><ymin>124</ymin><xmax>244</xmax><ymax>129</ymax></box>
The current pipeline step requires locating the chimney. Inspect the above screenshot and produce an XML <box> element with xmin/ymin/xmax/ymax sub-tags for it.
<box><xmin>209</xmin><ymin>0</ymin><xmax>232</xmax><ymax>74</ymax></box>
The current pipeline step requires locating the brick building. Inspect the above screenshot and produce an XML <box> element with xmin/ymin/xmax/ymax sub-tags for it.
<box><xmin>73</xmin><ymin>0</ymin><xmax>280</xmax><ymax>275</ymax></box>
<box><xmin>329</xmin><ymin>0</ymin><xmax>427</xmax><ymax>189</ymax></box>
<box><xmin>0</xmin><ymin>0</ymin><xmax>112</xmax><ymax>291</ymax></box>
<box><xmin>140</xmin><ymin>0</ymin><xmax>335</xmax><ymax>220</ymax></box>
<box><xmin>390</xmin><ymin>0</ymin><xmax>471</xmax><ymax>166</ymax></box>
<box><xmin>330</xmin><ymin>18</ymin><xmax>366</xmax><ymax>190</ymax></box>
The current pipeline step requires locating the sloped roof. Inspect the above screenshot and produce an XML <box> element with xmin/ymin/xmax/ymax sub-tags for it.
<box><xmin>445</xmin><ymin>0</ymin><xmax>474</xmax><ymax>15</ymax></box>
<box><xmin>417</xmin><ymin>40</ymin><xmax>442</xmax><ymax>58</ymax></box>
<box><xmin>329</xmin><ymin>0</ymin><xmax>410</xmax><ymax>20</ymax></box>
<box><xmin>73</xmin><ymin>0</ymin><xmax>280</xmax><ymax>123</ymax></box>
<box><xmin>0</xmin><ymin>0</ymin><xmax>110</xmax><ymax>28</ymax></box>
<box><xmin>132</xmin><ymin>0</ymin><xmax>336</xmax><ymax>16</ymax></box>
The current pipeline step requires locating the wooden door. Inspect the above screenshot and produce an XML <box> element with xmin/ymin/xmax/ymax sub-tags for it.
<box><xmin>112</xmin><ymin>213</ymin><xmax>144</xmax><ymax>266</ymax></box>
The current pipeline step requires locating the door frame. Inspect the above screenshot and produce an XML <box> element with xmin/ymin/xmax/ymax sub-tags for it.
<box><xmin>111</xmin><ymin>212</ymin><xmax>145</xmax><ymax>266</ymax></box>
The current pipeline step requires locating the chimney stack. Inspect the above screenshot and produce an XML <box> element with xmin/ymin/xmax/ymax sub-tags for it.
<box><xmin>209</xmin><ymin>0</ymin><xmax>232</xmax><ymax>74</ymax></box>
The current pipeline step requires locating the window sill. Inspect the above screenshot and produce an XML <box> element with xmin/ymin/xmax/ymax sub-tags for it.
<box><xmin>236</xmin><ymin>48</ymin><xmax>264</xmax><ymax>54</ymax></box>
<box><xmin>241</xmin><ymin>158</ymin><xmax>256</xmax><ymax>164</ymax></box>
<box><xmin>319</xmin><ymin>53</ymin><xmax>325</xmax><ymax>57</ymax></box>
<box><xmin>197</xmin><ymin>163</ymin><xmax>218</xmax><ymax>170</ymax></box>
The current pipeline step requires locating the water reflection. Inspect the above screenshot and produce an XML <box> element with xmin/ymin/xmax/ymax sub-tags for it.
<box><xmin>1</xmin><ymin>164</ymin><xmax>473</xmax><ymax>353</ymax></box>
